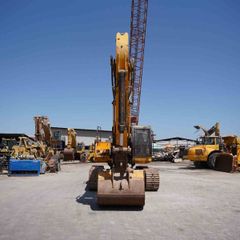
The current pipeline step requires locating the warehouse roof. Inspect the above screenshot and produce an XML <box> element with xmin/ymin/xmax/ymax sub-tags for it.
<box><xmin>0</xmin><ymin>133</ymin><xmax>35</xmax><ymax>141</ymax></box>
<box><xmin>154</xmin><ymin>137</ymin><xmax>197</xmax><ymax>143</ymax></box>
<box><xmin>51</xmin><ymin>127</ymin><xmax>111</xmax><ymax>133</ymax></box>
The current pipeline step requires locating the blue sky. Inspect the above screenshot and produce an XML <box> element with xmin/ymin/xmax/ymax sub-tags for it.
<box><xmin>0</xmin><ymin>0</ymin><xmax>239</xmax><ymax>139</ymax></box>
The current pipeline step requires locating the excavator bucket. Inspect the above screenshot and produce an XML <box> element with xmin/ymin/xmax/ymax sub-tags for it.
<box><xmin>215</xmin><ymin>153</ymin><xmax>234</xmax><ymax>173</ymax></box>
<box><xmin>63</xmin><ymin>148</ymin><xmax>74</xmax><ymax>161</ymax></box>
<box><xmin>97</xmin><ymin>170</ymin><xmax>145</xmax><ymax>206</ymax></box>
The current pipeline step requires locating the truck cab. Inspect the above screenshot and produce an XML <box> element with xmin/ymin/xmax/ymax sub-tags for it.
<box><xmin>187</xmin><ymin>136</ymin><xmax>222</xmax><ymax>162</ymax></box>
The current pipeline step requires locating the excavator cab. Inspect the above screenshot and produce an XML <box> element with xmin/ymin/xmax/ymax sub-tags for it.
<box><xmin>197</xmin><ymin>136</ymin><xmax>222</xmax><ymax>146</ymax></box>
<box><xmin>132</xmin><ymin>126</ymin><xmax>152</xmax><ymax>164</ymax></box>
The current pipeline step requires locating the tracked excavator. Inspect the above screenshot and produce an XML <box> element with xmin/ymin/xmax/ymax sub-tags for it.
<box><xmin>63</xmin><ymin>128</ymin><xmax>77</xmax><ymax>161</ymax></box>
<box><xmin>88</xmin><ymin>33</ymin><xmax>159</xmax><ymax>207</ymax></box>
<box><xmin>63</xmin><ymin>128</ymin><xmax>85</xmax><ymax>161</ymax></box>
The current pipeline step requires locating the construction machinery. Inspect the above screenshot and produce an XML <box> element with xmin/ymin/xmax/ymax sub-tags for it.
<box><xmin>34</xmin><ymin>116</ymin><xmax>52</xmax><ymax>147</ymax></box>
<box><xmin>63</xmin><ymin>128</ymin><xmax>85</xmax><ymax>161</ymax></box>
<box><xmin>187</xmin><ymin>122</ymin><xmax>222</xmax><ymax>168</ymax></box>
<box><xmin>187</xmin><ymin>122</ymin><xmax>239</xmax><ymax>172</ymax></box>
<box><xmin>87</xmin><ymin>140</ymin><xmax>111</xmax><ymax>163</ymax></box>
<box><xmin>0</xmin><ymin>138</ymin><xmax>17</xmax><ymax>172</ymax></box>
<box><xmin>86</xmin><ymin>141</ymin><xmax>111</xmax><ymax>163</ymax></box>
<box><xmin>63</xmin><ymin>128</ymin><xmax>77</xmax><ymax>161</ymax></box>
<box><xmin>216</xmin><ymin>135</ymin><xmax>240</xmax><ymax>172</ymax></box>
<box><xmin>87</xmin><ymin>126</ymin><xmax>111</xmax><ymax>163</ymax></box>
<box><xmin>93</xmin><ymin>141</ymin><xmax>111</xmax><ymax>163</ymax></box>
<box><xmin>88</xmin><ymin>33</ymin><xmax>159</xmax><ymax>207</ymax></box>
<box><xmin>34</xmin><ymin>116</ymin><xmax>61</xmax><ymax>172</ymax></box>
<box><xmin>86</xmin><ymin>144</ymin><xmax>95</xmax><ymax>162</ymax></box>
<box><xmin>10</xmin><ymin>116</ymin><xmax>61</xmax><ymax>174</ymax></box>
<box><xmin>76</xmin><ymin>142</ymin><xmax>87</xmax><ymax>162</ymax></box>
<box><xmin>11</xmin><ymin>136</ymin><xmax>39</xmax><ymax>159</ymax></box>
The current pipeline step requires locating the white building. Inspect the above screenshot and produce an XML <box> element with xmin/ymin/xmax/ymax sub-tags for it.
<box><xmin>51</xmin><ymin>127</ymin><xmax>112</xmax><ymax>146</ymax></box>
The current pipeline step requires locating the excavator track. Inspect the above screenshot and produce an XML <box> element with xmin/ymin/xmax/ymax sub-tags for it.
<box><xmin>144</xmin><ymin>168</ymin><xmax>160</xmax><ymax>191</ymax></box>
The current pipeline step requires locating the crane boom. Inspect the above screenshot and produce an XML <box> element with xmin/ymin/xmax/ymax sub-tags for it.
<box><xmin>130</xmin><ymin>0</ymin><xmax>148</xmax><ymax>124</ymax></box>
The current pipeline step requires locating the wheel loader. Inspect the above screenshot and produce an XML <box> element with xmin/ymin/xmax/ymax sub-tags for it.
<box><xmin>87</xmin><ymin>33</ymin><xmax>159</xmax><ymax>207</ymax></box>
<box><xmin>87</xmin><ymin>126</ymin><xmax>111</xmax><ymax>163</ymax></box>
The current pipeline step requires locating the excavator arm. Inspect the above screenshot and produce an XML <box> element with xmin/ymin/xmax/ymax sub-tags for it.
<box><xmin>110</xmin><ymin>33</ymin><xmax>132</xmax><ymax>171</ymax></box>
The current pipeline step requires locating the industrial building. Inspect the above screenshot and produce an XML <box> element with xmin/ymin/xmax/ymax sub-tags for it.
<box><xmin>51</xmin><ymin>127</ymin><xmax>112</xmax><ymax>146</ymax></box>
<box><xmin>153</xmin><ymin>137</ymin><xmax>196</xmax><ymax>149</ymax></box>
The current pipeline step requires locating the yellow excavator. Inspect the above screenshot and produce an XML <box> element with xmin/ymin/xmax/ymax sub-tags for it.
<box><xmin>63</xmin><ymin>128</ymin><xmax>77</xmax><ymax>161</ymax></box>
<box><xmin>63</xmin><ymin>128</ymin><xmax>85</xmax><ymax>161</ymax></box>
<box><xmin>88</xmin><ymin>33</ymin><xmax>159</xmax><ymax>206</ymax></box>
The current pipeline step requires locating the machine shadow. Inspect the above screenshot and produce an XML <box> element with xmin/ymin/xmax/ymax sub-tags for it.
<box><xmin>178</xmin><ymin>163</ymin><xmax>210</xmax><ymax>170</ymax></box>
<box><xmin>76</xmin><ymin>186</ymin><xmax>143</xmax><ymax>211</ymax></box>
<box><xmin>178</xmin><ymin>165</ymin><xmax>199</xmax><ymax>170</ymax></box>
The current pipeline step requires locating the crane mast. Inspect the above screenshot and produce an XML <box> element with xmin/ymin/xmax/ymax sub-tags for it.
<box><xmin>130</xmin><ymin>0</ymin><xmax>148</xmax><ymax>125</ymax></box>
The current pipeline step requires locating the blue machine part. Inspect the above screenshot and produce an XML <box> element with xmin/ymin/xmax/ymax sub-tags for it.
<box><xmin>9</xmin><ymin>159</ymin><xmax>41</xmax><ymax>175</ymax></box>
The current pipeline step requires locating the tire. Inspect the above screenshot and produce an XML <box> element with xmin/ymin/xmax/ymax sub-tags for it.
<box><xmin>207</xmin><ymin>153</ymin><xmax>219</xmax><ymax>169</ymax></box>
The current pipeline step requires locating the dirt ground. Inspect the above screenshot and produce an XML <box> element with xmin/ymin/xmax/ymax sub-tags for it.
<box><xmin>0</xmin><ymin>161</ymin><xmax>240</xmax><ymax>240</ymax></box>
